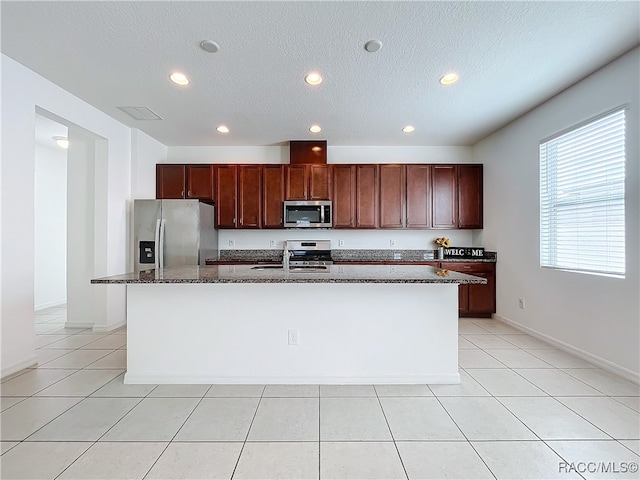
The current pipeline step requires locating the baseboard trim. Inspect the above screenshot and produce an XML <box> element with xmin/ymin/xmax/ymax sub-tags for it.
<box><xmin>92</xmin><ymin>321</ymin><xmax>126</xmax><ymax>333</ymax></box>
<box><xmin>124</xmin><ymin>372</ymin><xmax>461</xmax><ymax>385</ymax></box>
<box><xmin>1</xmin><ymin>355</ymin><xmax>37</xmax><ymax>379</ymax></box>
<box><xmin>494</xmin><ymin>314</ymin><xmax>640</xmax><ymax>385</ymax></box>
<box><xmin>64</xmin><ymin>321</ymin><xmax>95</xmax><ymax>329</ymax></box>
<box><xmin>35</xmin><ymin>300</ymin><xmax>66</xmax><ymax>311</ymax></box>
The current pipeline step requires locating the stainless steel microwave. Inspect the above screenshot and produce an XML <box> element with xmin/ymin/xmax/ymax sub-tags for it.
<box><xmin>283</xmin><ymin>200</ymin><xmax>332</xmax><ymax>228</ymax></box>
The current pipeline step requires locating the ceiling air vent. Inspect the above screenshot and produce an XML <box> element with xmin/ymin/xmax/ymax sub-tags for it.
<box><xmin>117</xmin><ymin>106</ymin><xmax>163</xmax><ymax>121</ymax></box>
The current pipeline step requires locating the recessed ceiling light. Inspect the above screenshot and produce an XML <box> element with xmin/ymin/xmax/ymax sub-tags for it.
<box><xmin>402</xmin><ymin>125</ymin><xmax>415</xmax><ymax>133</ymax></box>
<box><xmin>309</xmin><ymin>125</ymin><xmax>322</xmax><ymax>133</ymax></box>
<box><xmin>200</xmin><ymin>40</ymin><xmax>219</xmax><ymax>53</ymax></box>
<box><xmin>304</xmin><ymin>72</ymin><xmax>323</xmax><ymax>85</ymax></box>
<box><xmin>169</xmin><ymin>72</ymin><xmax>189</xmax><ymax>86</ymax></box>
<box><xmin>364</xmin><ymin>39</ymin><xmax>383</xmax><ymax>53</ymax></box>
<box><xmin>439</xmin><ymin>73</ymin><xmax>459</xmax><ymax>85</ymax></box>
<box><xmin>52</xmin><ymin>136</ymin><xmax>69</xmax><ymax>149</ymax></box>
<box><xmin>216</xmin><ymin>125</ymin><xmax>229</xmax><ymax>134</ymax></box>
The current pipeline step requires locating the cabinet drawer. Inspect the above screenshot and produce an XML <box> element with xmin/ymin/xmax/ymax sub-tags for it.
<box><xmin>440</xmin><ymin>262</ymin><xmax>494</xmax><ymax>274</ymax></box>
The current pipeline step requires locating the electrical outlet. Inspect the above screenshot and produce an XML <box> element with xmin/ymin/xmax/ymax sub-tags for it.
<box><xmin>393</xmin><ymin>252</ymin><xmax>402</xmax><ymax>260</ymax></box>
<box><xmin>338</xmin><ymin>239</ymin><xmax>345</xmax><ymax>247</ymax></box>
<box><xmin>390</xmin><ymin>239</ymin><xmax>396</xmax><ymax>247</ymax></box>
<box><xmin>228</xmin><ymin>239</ymin><xmax>234</xmax><ymax>247</ymax></box>
<box><xmin>288</xmin><ymin>329</ymin><xmax>299</xmax><ymax>346</ymax></box>
<box><xmin>519</xmin><ymin>298</ymin><xmax>526</xmax><ymax>309</ymax></box>
<box><xmin>270</xmin><ymin>240</ymin><xmax>276</xmax><ymax>247</ymax></box>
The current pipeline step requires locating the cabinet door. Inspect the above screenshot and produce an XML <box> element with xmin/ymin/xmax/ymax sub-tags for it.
<box><xmin>186</xmin><ymin>165</ymin><xmax>213</xmax><ymax>200</ymax></box>
<box><xmin>468</xmin><ymin>270</ymin><xmax>496</xmax><ymax>314</ymax></box>
<box><xmin>458</xmin><ymin>283</ymin><xmax>470</xmax><ymax>313</ymax></box>
<box><xmin>458</xmin><ymin>164</ymin><xmax>483</xmax><ymax>229</ymax></box>
<box><xmin>285</xmin><ymin>165</ymin><xmax>308</xmax><ymax>200</ymax></box>
<box><xmin>356</xmin><ymin>165</ymin><xmax>378</xmax><ymax>228</ymax></box>
<box><xmin>332</xmin><ymin>165</ymin><xmax>356</xmax><ymax>228</ymax></box>
<box><xmin>215</xmin><ymin>165</ymin><xmax>237</xmax><ymax>228</ymax></box>
<box><xmin>309</xmin><ymin>165</ymin><xmax>332</xmax><ymax>200</ymax></box>
<box><xmin>156</xmin><ymin>164</ymin><xmax>186</xmax><ymax>199</ymax></box>
<box><xmin>379</xmin><ymin>165</ymin><xmax>405</xmax><ymax>228</ymax></box>
<box><xmin>406</xmin><ymin>164</ymin><xmax>431</xmax><ymax>228</ymax></box>
<box><xmin>432</xmin><ymin>165</ymin><xmax>458</xmax><ymax>228</ymax></box>
<box><xmin>238</xmin><ymin>166</ymin><xmax>262</xmax><ymax>228</ymax></box>
<box><xmin>262</xmin><ymin>165</ymin><xmax>284</xmax><ymax>228</ymax></box>
<box><xmin>441</xmin><ymin>262</ymin><xmax>496</xmax><ymax>316</ymax></box>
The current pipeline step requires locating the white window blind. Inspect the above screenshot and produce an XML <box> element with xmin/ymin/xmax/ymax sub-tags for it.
<box><xmin>540</xmin><ymin>108</ymin><xmax>625</xmax><ymax>277</ymax></box>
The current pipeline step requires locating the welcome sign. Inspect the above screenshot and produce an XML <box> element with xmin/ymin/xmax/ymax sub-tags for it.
<box><xmin>443</xmin><ymin>247</ymin><xmax>485</xmax><ymax>259</ymax></box>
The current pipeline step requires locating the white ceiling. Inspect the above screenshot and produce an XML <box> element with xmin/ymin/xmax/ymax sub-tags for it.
<box><xmin>2</xmin><ymin>1</ymin><xmax>638</xmax><ymax>147</ymax></box>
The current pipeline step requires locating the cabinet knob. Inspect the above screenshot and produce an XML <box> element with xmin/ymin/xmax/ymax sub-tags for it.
<box><xmin>187</xmin><ymin>190</ymin><xmax>191</xmax><ymax>197</ymax></box>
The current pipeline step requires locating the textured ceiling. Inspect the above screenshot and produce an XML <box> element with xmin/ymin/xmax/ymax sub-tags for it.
<box><xmin>2</xmin><ymin>1</ymin><xmax>638</xmax><ymax>147</ymax></box>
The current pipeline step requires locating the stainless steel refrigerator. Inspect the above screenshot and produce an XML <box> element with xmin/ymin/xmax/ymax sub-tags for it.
<box><xmin>133</xmin><ymin>199</ymin><xmax>217</xmax><ymax>273</ymax></box>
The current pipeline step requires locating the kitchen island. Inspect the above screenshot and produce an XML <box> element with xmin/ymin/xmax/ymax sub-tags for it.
<box><xmin>92</xmin><ymin>264</ymin><xmax>485</xmax><ymax>385</ymax></box>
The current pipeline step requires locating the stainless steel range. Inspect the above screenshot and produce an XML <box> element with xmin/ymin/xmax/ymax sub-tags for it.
<box><xmin>284</xmin><ymin>240</ymin><xmax>333</xmax><ymax>268</ymax></box>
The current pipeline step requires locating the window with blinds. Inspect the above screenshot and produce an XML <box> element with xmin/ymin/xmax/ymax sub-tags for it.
<box><xmin>540</xmin><ymin>108</ymin><xmax>626</xmax><ymax>277</ymax></box>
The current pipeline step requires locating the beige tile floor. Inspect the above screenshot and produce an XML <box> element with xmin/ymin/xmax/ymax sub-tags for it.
<box><xmin>0</xmin><ymin>306</ymin><xmax>638</xmax><ymax>479</ymax></box>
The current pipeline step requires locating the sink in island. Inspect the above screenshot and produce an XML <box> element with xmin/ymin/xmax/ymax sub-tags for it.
<box><xmin>92</xmin><ymin>264</ymin><xmax>485</xmax><ymax>385</ymax></box>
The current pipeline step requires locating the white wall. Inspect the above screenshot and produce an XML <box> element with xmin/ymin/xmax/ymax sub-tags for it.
<box><xmin>132</xmin><ymin>129</ymin><xmax>168</xmax><ymax>199</ymax></box>
<box><xmin>1</xmin><ymin>54</ymin><xmax>132</xmax><ymax>376</ymax></box>
<box><xmin>474</xmin><ymin>47</ymin><xmax>640</xmax><ymax>380</ymax></box>
<box><xmin>167</xmin><ymin>145</ymin><xmax>473</xmax><ymax>164</ymax></box>
<box><xmin>34</xmin><ymin>143</ymin><xmax>67</xmax><ymax>309</ymax></box>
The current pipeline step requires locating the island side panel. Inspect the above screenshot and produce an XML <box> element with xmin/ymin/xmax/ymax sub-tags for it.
<box><xmin>124</xmin><ymin>282</ymin><xmax>459</xmax><ymax>384</ymax></box>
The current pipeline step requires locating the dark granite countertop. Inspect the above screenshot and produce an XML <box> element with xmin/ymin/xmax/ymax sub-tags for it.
<box><xmin>206</xmin><ymin>249</ymin><xmax>497</xmax><ymax>264</ymax></box>
<box><xmin>91</xmin><ymin>264</ymin><xmax>487</xmax><ymax>285</ymax></box>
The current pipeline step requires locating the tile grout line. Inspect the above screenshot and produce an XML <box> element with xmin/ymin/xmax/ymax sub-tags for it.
<box><xmin>373</xmin><ymin>385</ymin><xmax>410</xmax><ymax>480</ymax></box>
<box><xmin>229</xmin><ymin>385</ymin><xmax>266</xmax><ymax>480</ymax></box>
<box><xmin>140</xmin><ymin>388</ymin><xmax>212</xmax><ymax>480</ymax></box>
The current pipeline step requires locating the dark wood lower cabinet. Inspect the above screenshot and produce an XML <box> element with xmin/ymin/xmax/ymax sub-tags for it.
<box><xmin>440</xmin><ymin>262</ymin><xmax>496</xmax><ymax>317</ymax></box>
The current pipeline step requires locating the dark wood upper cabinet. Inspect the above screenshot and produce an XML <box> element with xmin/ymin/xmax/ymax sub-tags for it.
<box><xmin>308</xmin><ymin>165</ymin><xmax>332</xmax><ymax>200</ymax></box>
<box><xmin>431</xmin><ymin>165</ymin><xmax>458</xmax><ymax>228</ymax></box>
<box><xmin>262</xmin><ymin>165</ymin><xmax>284</xmax><ymax>228</ymax></box>
<box><xmin>237</xmin><ymin>166</ymin><xmax>262</xmax><ymax>228</ymax></box>
<box><xmin>332</xmin><ymin>165</ymin><xmax>356</xmax><ymax>228</ymax></box>
<box><xmin>289</xmin><ymin>140</ymin><xmax>327</xmax><ymax>165</ymax></box>
<box><xmin>160</xmin><ymin>162</ymin><xmax>483</xmax><ymax>230</ymax></box>
<box><xmin>186</xmin><ymin>165</ymin><xmax>213</xmax><ymax>200</ymax></box>
<box><xmin>157</xmin><ymin>164</ymin><xmax>213</xmax><ymax>200</ymax></box>
<box><xmin>356</xmin><ymin>165</ymin><xmax>378</xmax><ymax>228</ymax></box>
<box><xmin>214</xmin><ymin>165</ymin><xmax>237</xmax><ymax>228</ymax></box>
<box><xmin>156</xmin><ymin>164</ymin><xmax>186</xmax><ymax>199</ymax></box>
<box><xmin>285</xmin><ymin>164</ymin><xmax>331</xmax><ymax>200</ymax></box>
<box><xmin>285</xmin><ymin>165</ymin><xmax>308</xmax><ymax>200</ymax></box>
<box><xmin>457</xmin><ymin>164</ymin><xmax>483</xmax><ymax>229</ymax></box>
<box><xmin>406</xmin><ymin>164</ymin><xmax>431</xmax><ymax>228</ymax></box>
<box><xmin>379</xmin><ymin>164</ymin><xmax>405</xmax><ymax>228</ymax></box>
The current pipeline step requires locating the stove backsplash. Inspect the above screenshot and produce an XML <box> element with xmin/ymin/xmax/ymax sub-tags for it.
<box><xmin>217</xmin><ymin>229</ymin><xmax>478</xmax><ymax>251</ymax></box>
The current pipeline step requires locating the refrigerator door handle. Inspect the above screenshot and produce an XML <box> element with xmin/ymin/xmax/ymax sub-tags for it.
<box><xmin>154</xmin><ymin>218</ymin><xmax>161</xmax><ymax>270</ymax></box>
<box><xmin>159</xmin><ymin>218</ymin><xmax>166</xmax><ymax>269</ymax></box>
